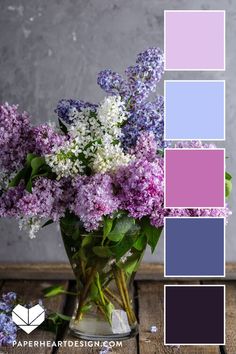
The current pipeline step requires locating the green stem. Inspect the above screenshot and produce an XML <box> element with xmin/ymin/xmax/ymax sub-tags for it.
<box><xmin>112</xmin><ymin>266</ymin><xmax>134</xmax><ymax>325</ymax></box>
<box><xmin>75</xmin><ymin>266</ymin><xmax>97</xmax><ymax>321</ymax></box>
<box><xmin>104</xmin><ymin>288</ymin><xmax>123</xmax><ymax>308</ymax></box>
<box><xmin>96</xmin><ymin>273</ymin><xmax>106</xmax><ymax>306</ymax></box>
<box><xmin>63</xmin><ymin>291</ymin><xmax>78</xmax><ymax>296</ymax></box>
<box><xmin>119</xmin><ymin>269</ymin><xmax>136</xmax><ymax>324</ymax></box>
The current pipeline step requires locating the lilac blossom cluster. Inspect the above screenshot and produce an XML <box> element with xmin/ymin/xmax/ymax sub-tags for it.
<box><xmin>97</xmin><ymin>47</ymin><xmax>164</xmax><ymax>104</ymax></box>
<box><xmin>0</xmin><ymin>178</ymin><xmax>65</xmax><ymax>222</ymax></box>
<box><xmin>121</xmin><ymin>97</ymin><xmax>166</xmax><ymax>150</ymax></box>
<box><xmin>0</xmin><ymin>103</ymin><xmax>34</xmax><ymax>172</ymax></box>
<box><xmin>0</xmin><ymin>103</ymin><xmax>72</xmax><ymax>178</ymax></box>
<box><xmin>97</xmin><ymin>48</ymin><xmax>165</xmax><ymax>151</ymax></box>
<box><xmin>71</xmin><ymin>174</ymin><xmax>120</xmax><ymax>231</ymax></box>
<box><xmin>0</xmin><ymin>292</ymin><xmax>17</xmax><ymax>346</ymax></box>
<box><xmin>55</xmin><ymin>99</ymin><xmax>98</xmax><ymax>125</ymax></box>
<box><xmin>32</xmin><ymin>124</ymin><xmax>67</xmax><ymax>155</ymax></box>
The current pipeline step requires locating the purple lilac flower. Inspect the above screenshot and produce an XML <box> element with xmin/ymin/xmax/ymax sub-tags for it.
<box><xmin>150</xmin><ymin>207</ymin><xmax>190</xmax><ymax>229</ymax></box>
<box><xmin>115</xmin><ymin>157</ymin><xmax>164</xmax><ymax>219</ymax></box>
<box><xmin>0</xmin><ymin>313</ymin><xmax>17</xmax><ymax>347</ymax></box>
<box><xmin>174</xmin><ymin>141</ymin><xmax>216</xmax><ymax>149</ymax></box>
<box><xmin>0</xmin><ymin>103</ymin><xmax>34</xmax><ymax>172</ymax></box>
<box><xmin>0</xmin><ymin>183</ymin><xmax>25</xmax><ymax>217</ymax></box>
<box><xmin>16</xmin><ymin>178</ymin><xmax>66</xmax><ymax>221</ymax></box>
<box><xmin>130</xmin><ymin>132</ymin><xmax>158</xmax><ymax>162</ymax></box>
<box><xmin>0</xmin><ymin>292</ymin><xmax>17</xmax><ymax>347</ymax></box>
<box><xmin>97</xmin><ymin>48</ymin><xmax>164</xmax><ymax>105</ymax></box>
<box><xmin>32</xmin><ymin>124</ymin><xmax>67</xmax><ymax>155</ymax></box>
<box><xmin>0</xmin><ymin>292</ymin><xmax>17</xmax><ymax>313</ymax></box>
<box><xmin>121</xmin><ymin>97</ymin><xmax>166</xmax><ymax>150</ymax></box>
<box><xmin>55</xmin><ymin>99</ymin><xmax>98</xmax><ymax>125</ymax></box>
<box><xmin>189</xmin><ymin>206</ymin><xmax>232</xmax><ymax>220</ymax></box>
<box><xmin>150</xmin><ymin>205</ymin><xmax>232</xmax><ymax>229</ymax></box>
<box><xmin>97</xmin><ymin>69</ymin><xmax>129</xmax><ymax>96</ymax></box>
<box><xmin>71</xmin><ymin>174</ymin><xmax>120</xmax><ymax>231</ymax></box>
<box><xmin>125</xmin><ymin>47</ymin><xmax>164</xmax><ymax>103</ymax></box>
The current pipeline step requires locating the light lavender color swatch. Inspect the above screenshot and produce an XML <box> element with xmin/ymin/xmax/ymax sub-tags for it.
<box><xmin>165</xmin><ymin>11</ymin><xmax>225</xmax><ymax>70</ymax></box>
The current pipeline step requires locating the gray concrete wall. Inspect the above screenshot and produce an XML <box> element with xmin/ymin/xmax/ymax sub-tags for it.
<box><xmin>0</xmin><ymin>0</ymin><xmax>235</xmax><ymax>263</ymax></box>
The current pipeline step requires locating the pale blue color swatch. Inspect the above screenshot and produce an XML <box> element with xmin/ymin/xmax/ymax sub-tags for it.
<box><xmin>165</xmin><ymin>81</ymin><xmax>225</xmax><ymax>140</ymax></box>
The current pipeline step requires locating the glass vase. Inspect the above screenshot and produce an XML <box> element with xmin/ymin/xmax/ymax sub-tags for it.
<box><xmin>60</xmin><ymin>218</ymin><xmax>140</xmax><ymax>341</ymax></box>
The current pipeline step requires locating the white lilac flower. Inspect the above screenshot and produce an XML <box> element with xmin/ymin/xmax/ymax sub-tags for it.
<box><xmin>97</xmin><ymin>96</ymin><xmax>127</xmax><ymax>133</ymax></box>
<box><xmin>19</xmin><ymin>217</ymin><xmax>42</xmax><ymax>239</ymax></box>
<box><xmin>46</xmin><ymin>96</ymin><xmax>131</xmax><ymax>178</ymax></box>
<box><xmin>92</xmin><ymin>140</ymin><xmax>132</xmax><ymax>174</ymax></box>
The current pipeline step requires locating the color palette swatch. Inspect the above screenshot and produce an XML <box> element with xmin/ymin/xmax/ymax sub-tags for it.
<box><xmin>163</xmin><ymin>9</ymin><xmax>226</xmax><ymax>347</ymax></box>
<box><xmin>164</xmin><ymin>285</ymin><xmax>225</xmax><ymax>345</ymax></box>
<box><xmin>164</xmin><ymin>80</ymin><xmax>225</xmax><ymax>140</ymax></box>
<box><xmin>164</xmin><ymin>10</ymin><xmax>225</xmax><ymax>70</ymax></box>
<box><xmin>164</xmin><ymin>217</ymin><xmax>225</xmax><ymax>277</ymax></box>
<box><xmin>165</xmin><ymin>149</ymin><xmax>225</xmax><ymax>208</ymax></box>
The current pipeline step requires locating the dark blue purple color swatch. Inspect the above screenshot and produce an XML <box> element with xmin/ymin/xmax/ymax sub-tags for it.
<box><xmin>165</xmin><ymin>285</ymin><xmax>225</xmax><ymax>344</ymax></box>
<box><xmin>165</xmin><ymin>217</ymin><xmax>224</xmax><ymax>276</ymax></box>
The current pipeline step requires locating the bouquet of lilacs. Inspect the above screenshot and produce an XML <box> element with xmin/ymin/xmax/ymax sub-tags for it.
<box><xmin>0</xmin><ymin>48</ymin><xmax>232</xmax><ymax>338</ymax></box>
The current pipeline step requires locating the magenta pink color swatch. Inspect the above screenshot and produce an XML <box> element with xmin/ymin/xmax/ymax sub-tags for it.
<box><xmin>165</xmin><ymin>11</ymin><xmax>225</xmax><ymax>70</ymax></box>
<box><xmin>165</xmin><ymin>149</ymin><xmax>225</xmax><ymax>208</ymax></box>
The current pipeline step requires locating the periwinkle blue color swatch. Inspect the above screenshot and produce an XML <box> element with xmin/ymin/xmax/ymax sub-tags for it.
<box><xmin>165</xmin><ymin>217</ymin><xmax>224</xmax><ymax>276</ymax></box>
<box><xmin>164</xmin><ymin>81</ymin><xmax>225</xmax><ymax>140</ymax></box>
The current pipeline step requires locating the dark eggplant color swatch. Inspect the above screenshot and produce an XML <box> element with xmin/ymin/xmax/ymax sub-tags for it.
<box><xmin>165</xmin><ymin>285</ymin><xmax>225</xmax><ymax>344</ymax></box>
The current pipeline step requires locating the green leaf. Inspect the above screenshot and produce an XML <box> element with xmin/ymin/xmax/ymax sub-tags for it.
<box><xmin>42</xmin><ymin>219</ymin><xmax>54</xmax><ymax>228</ymax></box>
<box><xmin>8</xmin><ymin>167</ymin><xmax>28</xmax><ymax>187</ymax></box>
<box><xmin>111</xmin><ymin>233</ymin><xmax>138</xmax><ymax>260</ymax></box>
<box><xmin>26</xmin><ymin>153</ymin><xmax>38</xmax><ymax>165</ymax></box>
<box><xmin>225</xmin><ymin>172</ymin><xmax>232</xmax><ymax>181</ymax></box>
<box><xmin>41</xmin><ymin>312</ymin><xmax>71</xmax><ymax>334</ymax></box>
<box><xmin>81</xmin><ymin>234</ymin><xmax>94</xmax><ymax>247</ymax></box>
<box><xmin>93</xmin><ymin>246</ymin><xmax>113</xmax><ymax>258</ymax></box>
<box><xmin>226</xmin><ymin>179</ymin><xmax>232</xmax><ymax>198</ymax></box>
<box><xmin>140</xmin><ymin>218</ymin><xmax>163</xmax><ymax>253</ymax></box>
<box><xmin>80</xmin><ymin>304</ymin><xmax>92</xmax><ymax>313</ymax></box>
<box><xmin>51</xmin><ymin>312</ymin><xmax>71</xmax><ymax>322</ymax></box>
<box><xmin>89</xmin><ymin>282</ymin><xmax>99</xmax><ymax>300</ymax></box>
<box><xmin>108</xmin><ymin>216</ymin><xmax>135</xmax><ymax>242</ymax></box>
<box><xmin>58</xmin><ymin>118</ymin><xmax>68</xmax><ymax>134</ymax></box>
<box><xmin>103</xmin><ymin>216</ymin><xmax>113</xmax><ymax>238</ymax></box>
<box><xmin>72</xmin><ymin>228</ymin><xmax>80</xmax><ymax>240</ymax></box>
<box><xmin>121</xmin><ymin>252</ymin><xmax>142</xmax><ymax>275</ymax></box>
<box><xmin>103</xmin><ymin>302</ymin><xmax>114</xmax><ymax>324</ymax></box>
<box><xmin>133</xmin><ymin>234</ymin><xmax>147</xmax><ymax>251</ymax></box>
<box><xmin>42</xmin><ymin>285</ymin><xmax>65</xmax><ymax>298</ymax></box>
<box><xmin>31</xmin><ymin>156</ymin><xmax>46</xmax><ymax>175</ymax></box>
<box><xmin>225</xmin><ymin>172</ymin><xmax>232</xmax><ymax>198</ymax></box>
<box><xmin>26</xmin><ymin>178</ymin><xmax>33</xmax><ymax>192</ymax></box>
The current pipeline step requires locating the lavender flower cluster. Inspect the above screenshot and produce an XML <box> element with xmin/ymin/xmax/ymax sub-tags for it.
<box><xmin>0</xmin><ymin>292</ymin><xmax>17</xmax><ymax>346</ymax></box>
<box><xmin>0</xmin><ymin>103</ymin><xmax>33</xmax><ymax>173</ymax></box>
<box><xmin>97</xmin><ymin>48</ymin><xmax>165</xmax><ymax>150</ymax></box>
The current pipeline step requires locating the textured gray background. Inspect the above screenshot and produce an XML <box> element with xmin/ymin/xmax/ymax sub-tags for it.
<box><xmin>0</xmin><ymin>0</ymin><xmax>235</xmax><ymax>263</ymax></box>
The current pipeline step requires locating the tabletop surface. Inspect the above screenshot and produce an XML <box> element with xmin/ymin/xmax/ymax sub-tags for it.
<box><xmin>0</xmin><ymin>276</ymin><xmax>235</xmax><ymax>354</ymax></box>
